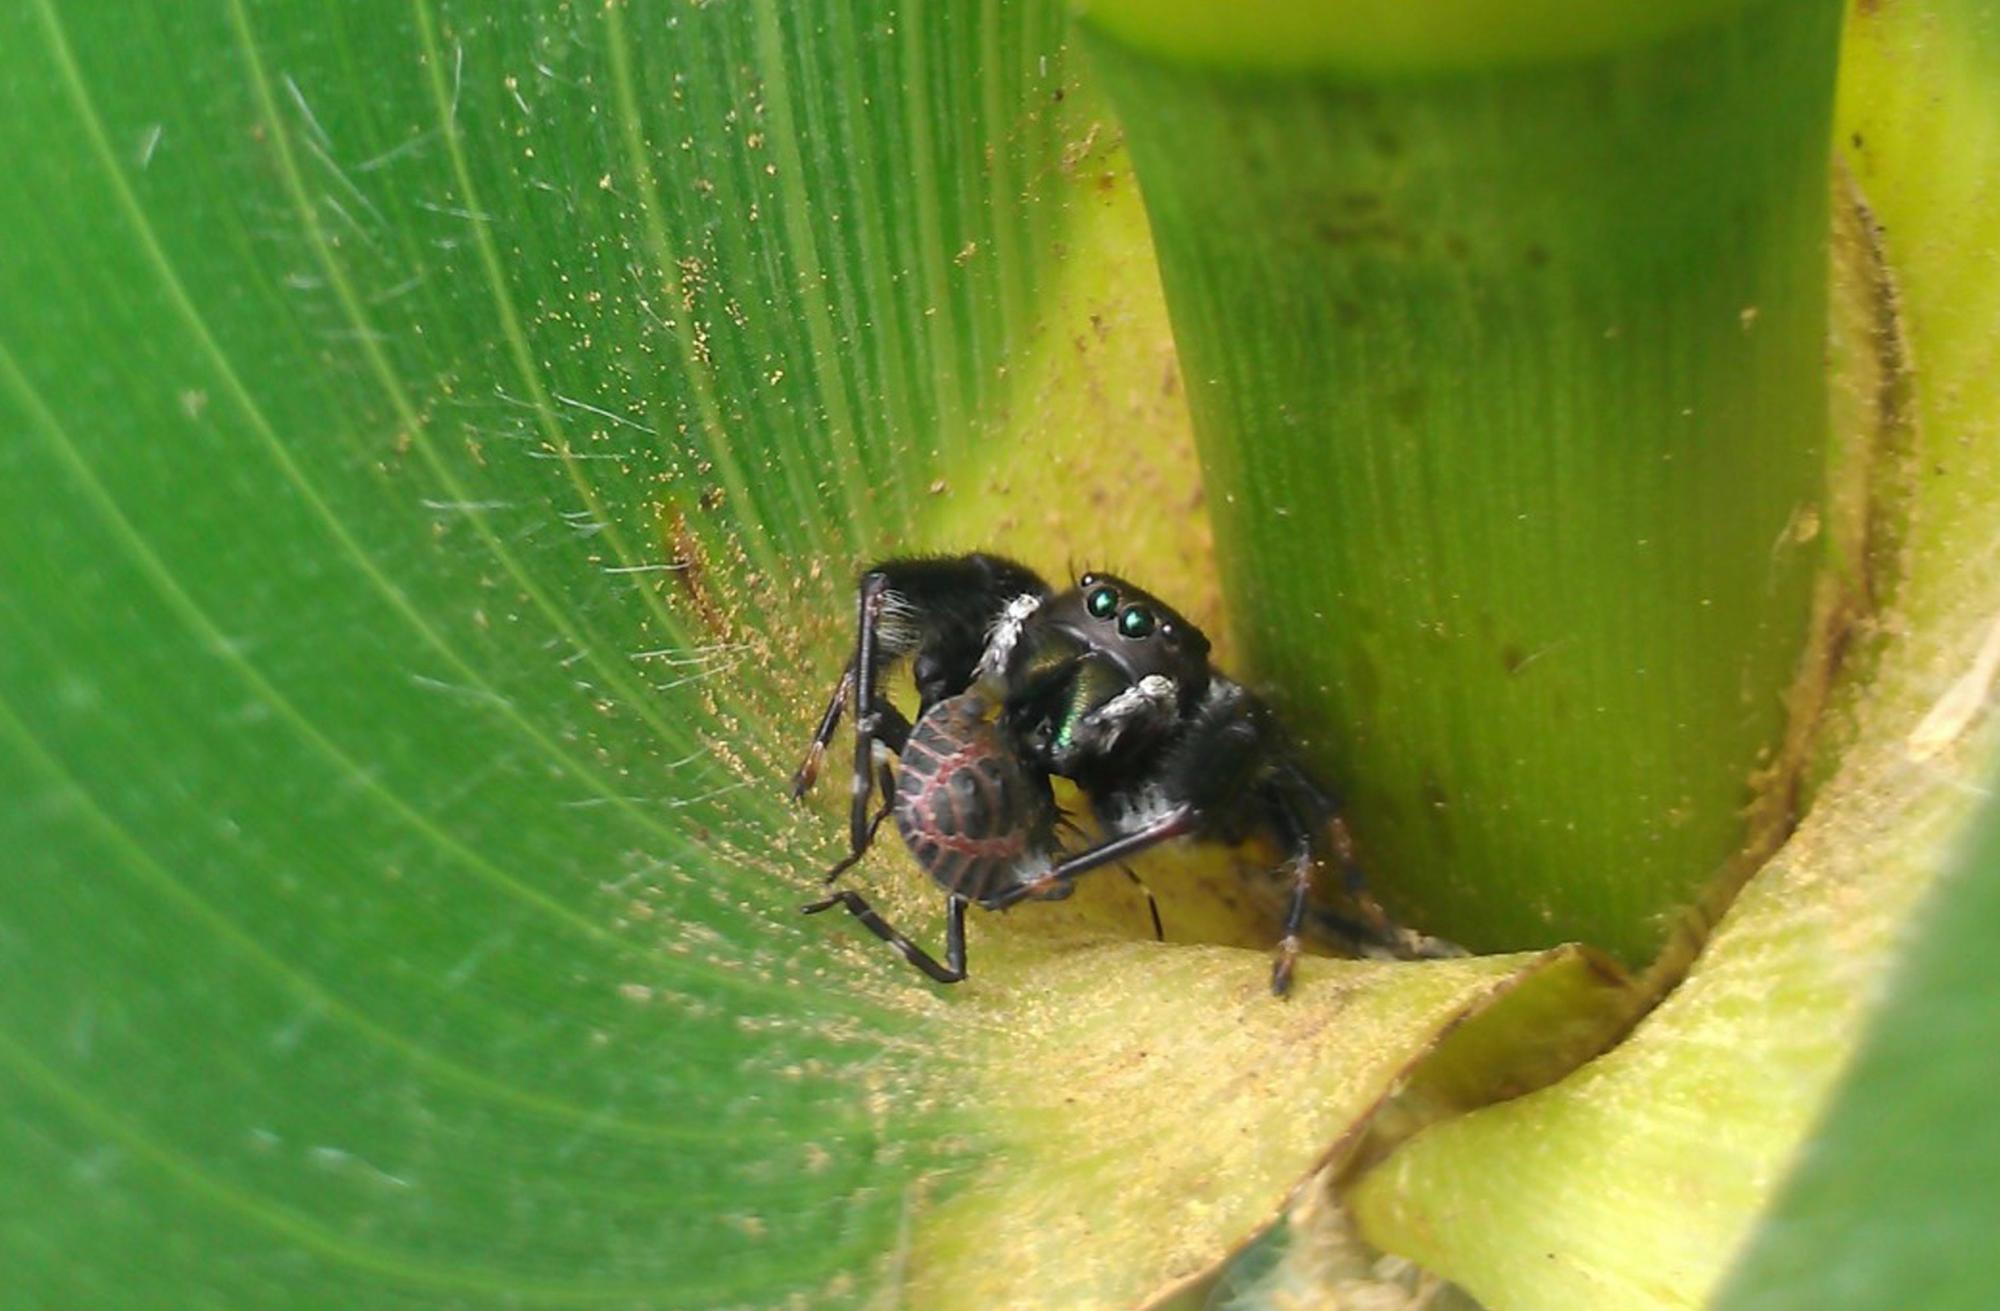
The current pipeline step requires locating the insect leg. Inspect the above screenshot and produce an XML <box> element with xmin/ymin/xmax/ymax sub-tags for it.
<box><xmin>1121</xmin><ymin>865</ymin><xmax>1166</xmax><ymax>942</ymax></box>
<box><xmin>849</xmin><ymin>699</ymin><xmax>911</xmax><ymax>852</ymax></box>
<box><xmin>790</xmin><ymin>659</ymin><xmax>854</xmax><ymax>800</ymax></box>
<box><xmin>822</xmin><ymin>763</ymin><xmax>897</xmax><ymax>885</ymax></box>
<box><xmin>801</xmin><ymin>890</ymin><xmax>969</xmax><ymax>984</ymax></box>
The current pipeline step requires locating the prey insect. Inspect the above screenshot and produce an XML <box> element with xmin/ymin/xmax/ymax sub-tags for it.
<box><xmin>791</xmin><ymin>553</ymin><xmax>1438</xmax><ymax>995</ymax></box>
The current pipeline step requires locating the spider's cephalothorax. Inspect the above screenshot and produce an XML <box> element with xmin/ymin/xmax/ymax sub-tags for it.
<box><xmin>793</xmin><ymin>552</ymin><xmax>1440</xmax><ymax>994</ymax></box>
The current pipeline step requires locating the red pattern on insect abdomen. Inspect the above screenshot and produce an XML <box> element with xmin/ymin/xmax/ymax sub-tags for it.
<box><xmin>893</xmin><ymin>699</ymin><xmax>1041</xmax><ymax>905</ymax></box>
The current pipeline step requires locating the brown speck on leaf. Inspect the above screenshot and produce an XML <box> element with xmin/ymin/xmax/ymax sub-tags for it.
<box><xmin>1059</xmin><ymin>122</ymin><xmax>1101</xmax><ymax>172</ymax></box>
<box><xmin>660</xmin><ymin>501</ymin><xmax>732</xmax><ymax>640</ymax></box>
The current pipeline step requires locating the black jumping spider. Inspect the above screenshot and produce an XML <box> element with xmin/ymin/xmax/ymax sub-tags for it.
<box><xmin>791</xmin><ymin>553</ymin><xmax>1438</xmax><ymax>995</ymax></box>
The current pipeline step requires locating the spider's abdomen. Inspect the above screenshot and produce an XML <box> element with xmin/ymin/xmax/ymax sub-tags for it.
<box><xmin>894</xmin><ymin>691</ymin><xmax>1058</xmax><ymax>907</ymax></box>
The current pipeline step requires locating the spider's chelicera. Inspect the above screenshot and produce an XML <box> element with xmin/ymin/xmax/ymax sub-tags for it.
<box><xmin>791</xmin><ymin>552</ymin><xmax>1442</xmax><ymax>995</ymax></box>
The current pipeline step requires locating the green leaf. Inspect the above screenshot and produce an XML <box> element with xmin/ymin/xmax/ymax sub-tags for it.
<box><xmin>1081</xmin><ymin>0</ymin><xmax>1845</xmax><ymax>964</ymax></box>
<box><xmin>1713</xmin><ymin>0</ymin><xmax>2000</xmax><ymax>1302</ymax></box>
<box><xmin>1343</xmin><ymin>0</ymin><xmax>2000</xmax><ymax>1302</ymax></box>
<box><xmin>1074</xmin><ymin>0</ymin><xmax>1758</xmax><ymax>73</ymax></box>
<box><xmin>0</xmin><ymin>0</ymin><xmax>1079</xmax><ymax>1301</ymax></box>
<box><xmin>3</xmin><ymin>1</ymin><xmax>1635</xmax><ymax>1305</ymax></box>
<box><xmin>1712</xmin><ymin>783</ymin><xmax>2000</xmax><ymax>1309</ymax></box>
<box><xmin>10</xmin><ymin>0</ymin><xmax>1996</xmax><ymax>1305</ymax></box>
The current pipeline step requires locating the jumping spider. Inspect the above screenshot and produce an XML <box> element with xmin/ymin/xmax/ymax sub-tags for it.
<box><xmin>791</xmin><ymin>553</ymin><xmax>1437</xmax><ymax>995</ymax></box>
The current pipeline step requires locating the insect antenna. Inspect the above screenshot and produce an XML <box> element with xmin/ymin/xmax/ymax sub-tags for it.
<box><xmin>1120</xmin><ymin>864</ymin><xmax>1165</xmax><ymax>942</ymax></box>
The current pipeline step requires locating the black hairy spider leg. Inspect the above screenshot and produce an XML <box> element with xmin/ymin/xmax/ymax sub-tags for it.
<box><xmin>802</xmin><ymin>890</ymin><xmax>969</xmax><ymax>984</ymax></box>
<box><xmin>991</xmin><ymin>806</ymin><xmax>1200</xmax><ymax>910</ymax></box>
<box><xmin>1273</xmin><ymin>759</ymin><xmax>1372</xmax><ymax>902</ymax></box>
<box><xmin>791</xmin><ymin>659</ymin><xmax>854</xmax><ymax>800</ymax></box>
<box><xmin>1263</xmin><ymin>769</ymin><xmax>1334</xmax><ymax>996</ymax></box>
<box><xmin>1272</xmin><ymin>839</ymin><xmax>1315</xmax><ymax>998</ymax></box>
<box><xmin>1267</xmin><ymin>760</ymin><xmax>1411</xmax><ymax>958</ymax></box>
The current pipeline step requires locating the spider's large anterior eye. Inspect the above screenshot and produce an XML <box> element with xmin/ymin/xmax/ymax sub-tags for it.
<box><xmin>1118</xmin><ymin>606</ymin><xmax>1155</xmax><ymax>639</ymax></box>
<box><xmin>1086</xmin><ymin>586</ymin><xmax>1118</xmax><ymax>619</ymax></box>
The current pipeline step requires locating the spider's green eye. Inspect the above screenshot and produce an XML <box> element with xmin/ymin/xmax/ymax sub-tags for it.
<box><xmin>1118</xmin><ymin>606</ymin><xmax>1155</xmax><ymax>639</ymax></box>
<box><xmin>1086</xmin><ymin>586</ymin><xmax>1118</xmax><ymax>619</ymax></box>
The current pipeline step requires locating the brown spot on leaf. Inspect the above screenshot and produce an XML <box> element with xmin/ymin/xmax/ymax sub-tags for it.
<box><xmin>660</xmin><ymin>502</ymin><xmax>732</xmax><ymax>641</ymax></box>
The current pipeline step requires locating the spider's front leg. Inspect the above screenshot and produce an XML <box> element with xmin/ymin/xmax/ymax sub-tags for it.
<box><xmin>993</xmin><ymin>678</ymin><xmax>1380</xmax><ymax>996</ymax></box>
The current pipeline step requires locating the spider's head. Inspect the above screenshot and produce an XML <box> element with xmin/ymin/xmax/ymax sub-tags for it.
<box><xmin>1045</xmin><ymin>572</ymin><xmax>1213</xmax><ymax>702</ymax></box>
